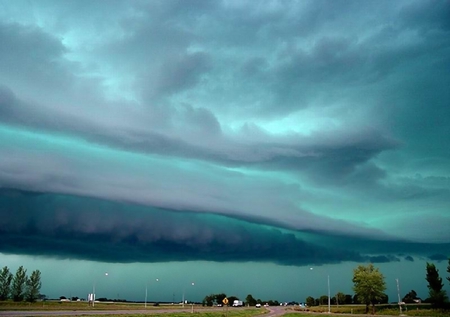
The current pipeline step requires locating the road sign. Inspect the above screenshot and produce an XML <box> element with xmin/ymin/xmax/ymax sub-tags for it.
<box><xmin>223</xmin><ymin>297</ymin><xmax>229</xmax><ymax>305</ymax></box>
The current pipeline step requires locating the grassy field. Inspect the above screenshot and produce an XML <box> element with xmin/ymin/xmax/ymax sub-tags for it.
<box><xmin>290</xmin><ymin>303</ymin><xmax>450</xmax><ymax>316</ymax></box>
<box><xmin>2</xmin><ymin>301</ymin><xmax>450</xmax><ymax>317</ymax></box>
<box><xmin>0</xmin><ymin>301</ymin><xmax>208</xmax><ymax>310</ymax></box>
<box><xmin>0</xmin><ymin>302</ymin><xmax>269</xmax><ymax>317</ymax></box>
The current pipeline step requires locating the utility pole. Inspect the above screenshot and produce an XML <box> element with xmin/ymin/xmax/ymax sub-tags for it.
<box><xmin>327</xmin><ymin>275</ymin><xmax>331</xmax><ymax>313</ymax></box>
<box><xmin>396</xmin><ymin>278</ymin><xmax>402</xmax><ymax>315</ymax></box>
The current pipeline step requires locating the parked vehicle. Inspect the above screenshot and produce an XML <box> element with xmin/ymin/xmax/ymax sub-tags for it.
<box><xmin>232</xmin><ymin>300</ymin><xmax>244</xmax><ymax>307</ymax></box>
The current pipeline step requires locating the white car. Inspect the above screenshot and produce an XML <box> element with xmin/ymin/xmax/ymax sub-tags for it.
<box><xmin>255</xmin><ymin>304</ymin><xmax>261</xmax><ymax>308</ymax></box>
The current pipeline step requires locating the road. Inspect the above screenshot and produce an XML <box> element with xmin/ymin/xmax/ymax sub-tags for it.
<box><xmin>0</xmin><ymin>306</ymin><xmax>289</xmax><ymax>317</ymax></box>
<box><xmin>262</xmin><ymin>305</ymin><xmax>289</xmax><ymax>317</ymax></box>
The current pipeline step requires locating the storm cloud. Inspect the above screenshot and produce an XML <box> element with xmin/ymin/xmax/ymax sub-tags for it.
<box><xmin>0</xmin><ymin>0</ymin><xmax>449</xmax><ymax>269</ymax></box>
<box><xmin>1</xmin><ymin>188</ymin><xmax>448</xmax><ymax>266</ymax></box>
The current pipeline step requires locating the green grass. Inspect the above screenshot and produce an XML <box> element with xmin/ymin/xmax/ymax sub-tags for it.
<box><xmin>0</xmin><ymin>301</ymin><xmax>267</xmax><ymax>317</ymax></box>
<box><xmin>56</xmin><ymin>313</ymin><xmax>266</xmax><ymax>317</ymax></box>
<box><xmin>288</xmin><ymin>304</ymin><xmax>450</xmax><ymax>316</ymax></box>
<box><xmin>0</xmin><ymin>302</ymin><xmax>268</xmax><ymax>317</ymax></box>
<box><xmin>3</xmin><ymin>302</ymin><xmax>449</xmax><ymax>317</ymax></box>
<box><xmin>0</xmin><ymin>301</ymin><xmax>200</xmax><ymax>310</ymax></box>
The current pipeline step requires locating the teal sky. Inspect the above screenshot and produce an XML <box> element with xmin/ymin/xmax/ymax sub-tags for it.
<box><xmin>0</xmin><ymin>0</ymin><xmax>449</xmax><ymax>303</ymax></box>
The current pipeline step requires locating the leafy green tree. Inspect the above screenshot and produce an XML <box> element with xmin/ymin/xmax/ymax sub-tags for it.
<box><xmin>214</xmin><ymin>293</ymin><xmax>227</xmax><ymax>305</ymax></box>
<box><xmin>352</xmin><ymin>263</ymin><xmax>386</xmax><ymax>314</ymax></box>
<box><xmin>0</xmin><ymin>266</ymin><xmax>13</xmax><ymax>301</ymax></box>
<box><xmin>425</xmin><ymin>262</ymin><xmax>448</xmax><ymax>307</ymax></box>
<box><xmin>227</xmin><ymin>295</ymin><xmax>238</xmax><ymax>304</ymax></box>
<box><xmin>245</xmin><ymin>294</ymin><xmax>256</xmax><ymax>306</ymax></box>
<box><xmin>306</xmin><ymin>296</ymin><xmax>315</xmax><ymax>307</ymax></box>
<box><xmin>38</xmin><ymin>294</ymin><xmax>47</xmax><ymax>301</ymax></box>
<box><xmin>379</xmin><ymin>293</ymin><xmax>389</xmax><ymax>304</ymax></box>
<box><xmin>11</xmin><ymin>266</ymin><xmax>27</xmax><ymax>302</ymax></box>
<box><xmin>25</xmin><ymin>270</ymin><xmax>41</xmax><ymax>302</ymax></box>
<box><xmin>319</xmin><ymin>295</ymin><xmax>328</xmax><ymax>305</ymax></box>
<box><xmin>344</xmin><ymin>294</ymin><xmax>353</xmax><ymax>304</ymax></box>
<box><xmin>202</xmin><ymin>294</ymin><xmax>214</xmax><ymax>306</ymax></box>
<box><xmin>402</xmin><ymin>290</ymin><xmax>418</xmax><ymax>303</ymax></box>
<box><xmin>336</xmin><ymin>292</ymin><xmax>346</xmax><ymax>306</ymax></box>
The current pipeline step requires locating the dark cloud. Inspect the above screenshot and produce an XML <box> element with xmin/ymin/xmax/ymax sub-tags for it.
<box><xmin>0</xmin><ymin>188</ymin><xmax>448</xmax><ymax>266</ymax></box>
<box><xmin>365</xmin><ymin>255</ymin><xmax>401</xmax><ymax>263</ymax></box>
<box><xmin>428</xmin><ymin>254</ymin><xmax>449</xmax><ymax>262</ymax></box>
<box><xmin>0</xmin><ymin>83</ymin><xmax>398</xmax><ymax>186</ymax></box>
<box><xmin>0</xmin><ymin>188</ymin><xmax>366</xmax><ymax>265</ymax></box>
<box><xmin>0</xmin><ymin>21</ymin><xmax>74</xmax><ymax>96</ymax></box>
<box><xmin>404</xmin><ymin>255</ymin><xmax>414</xmax><ymax>262</ymax></box>
<box><xmin>142</xmin><ymin>52</ymin><xmax>212</xmax><ymax>102</ymax></box>
<box><xmin>399</xmin><ymin>1</ymin><xmax>450</xmax><ymax>32</ymax></box>
<box><xmin>0</xmin><ymin>0</ymin><xmax>449</xmax><ymax>271</ymax></box>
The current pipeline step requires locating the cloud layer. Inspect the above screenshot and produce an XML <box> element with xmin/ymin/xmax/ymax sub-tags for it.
<box><xmin>0</xmin><ymin>0</ymin><xmax>449</xmax><ymax>265</ymax></box>
<box><xmin>1</xmin><ymin>188</ymin><xmax>448</xmax><ymax>265</ymax></box>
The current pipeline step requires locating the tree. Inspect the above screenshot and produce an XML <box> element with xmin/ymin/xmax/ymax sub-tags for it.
<box><xmin>202</xmin><ymin>294</ymin><xmax>214</xmax><ymax>306</ymax></box>
<box><xmin>245</xmin><ymin>294</ymin><xmax>257</xmax><ymax>306</ymax></box>
<box><xmin>227</xmin><ymin>295</ymin><xmax>238</xmax><ymax>304</ymax></box>
<box><xmin>344</xmin><ymin>294</ymin><xmax>352</xmax><ymax>304</ymax></box>
<box><xmin>425</xmin><ymin>262</ymin><xmax>448</xmax><ymax>307</ymax></box>
<box><xmin>306</xmin><ymin>296</ymin><xmax>315</xmax><ymax>307</ymax></box>
<box><xmin>402</xmin><ymin>290</ymin><xmax>418</xmax><ymax>303</ymax></box>
<box><xmin>336</xmin><ymin>292</ymin><xmax>346</xmax><ymax>306</ymax></box>
<box><xmin>379</xmin><ymin>293</ymin><xmax>389</xmax><ymax>304</ymax></box>
<box><xmin>0</xmin><ymin>266</ymin><xmax>13</xmax><ymax>301</ymax></box>
<box><xmin>352</xmin><ymin>263</ymin><xmax>386</xmax><ymax>314</ymax></box>
<box><xmin>214</xmin><ymin>293</ymin><xmax>227</xmax><ymax>306</ymax></box>
<box><xmin>38</xmin><ymin>294</ymin><xmax>47</xmax><ymax>301</ymax></box>
<box><xmin>319</xmin><ymin>295</ymin><xmax>328</xmax><ymax>305</ymax></box>
<box><xmin>11</xmin><ymin>266</ymin><xmax>27</xmax><ymax>302</ymax></box>
<box><xmin>25</xmin><ymin>270</ymin><xmax>41</xmax><ymax>302</ymax></box>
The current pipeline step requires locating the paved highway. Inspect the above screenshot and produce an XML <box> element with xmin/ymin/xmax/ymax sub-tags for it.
<box><xmin>0</xmin><ymin>306</ymin><xmax>288</xmax><ymax>317</ymax></box>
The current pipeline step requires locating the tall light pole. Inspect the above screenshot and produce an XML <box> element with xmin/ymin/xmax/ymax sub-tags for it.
<box><xmin>92</xmin><ymin>283</ymin><xmax>95</xmax><ymax>307</ymax></box>
<box><xmin>156</xmin><ymin>278</ymin><xmax>160</xmax><ymax>303</ymax></box>
<box><xmin>396</xmin><ymin>278</ymin><xmax>402</xmax><ymax>315</ymax></box>
<box><xmin>92</xmin><ymin>272</ymin><xmax>108</xmax><ymax>307</ymax></box>
<box><xmin>191</xmin><ymin>282</ymin><xmax>195</xmax><ymax>314</ymax></box>
<box><xmin>327</xmin><ymin>275</ymin><xmax>331</xmax><ymax>314</ymax></box>
<box><xmin>145</xmin><ymin>278</ymin><xmax>159</xmax><ymax>308</ymax></box>
<box><xmin>182</xmin><ymin>282</ymin><xmax>195</xmax><ymax>310</ymax></box>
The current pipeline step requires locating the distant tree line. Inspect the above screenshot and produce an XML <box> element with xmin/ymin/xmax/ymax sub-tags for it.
<box><xmin>199</xmin><ymin>259</ymin><xmax>450</xmax><ymax>314</ymax></box>
<box><xmin>303</xmin><ymin>259</ymin><xmax>450</xmax><ymax>314</ymax></box>
<box><xmin>0</xmin><ymin>266</ymin><xmax>42</xmax><ymax>302</ymax></box>
<box><xmin>201</xmin><ymin>293</ymin><xmax>281</xmax><ymax>307</ymax></box>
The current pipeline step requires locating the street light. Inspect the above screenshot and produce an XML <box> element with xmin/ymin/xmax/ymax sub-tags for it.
<box><xmin>182</xmin><ymin>282</ymin><xmax>195</xmax><ymax>310</ymax></box>
<box><xmin>190</xmin><ymin>282</ymin><xmax>195</xmax><ymax>314</ymax></box>
<box><xmin>327</xmin><ymin>275</ymin><xmax>331</xmax><ymax>314</ymax></box>
<box><xmin>309</xmin><ymin>267</ymin><xmax>330</xmax><ymax>313</ymax></box>
<box><xmin>145</xmin><ymin>278</ymin><xmax>159</xmax><ymax>308</ymax></box>
<box><xmin>92</xmin><ymin>272</ymin><xmax>108</xmax><ymax>307</ymax></box>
